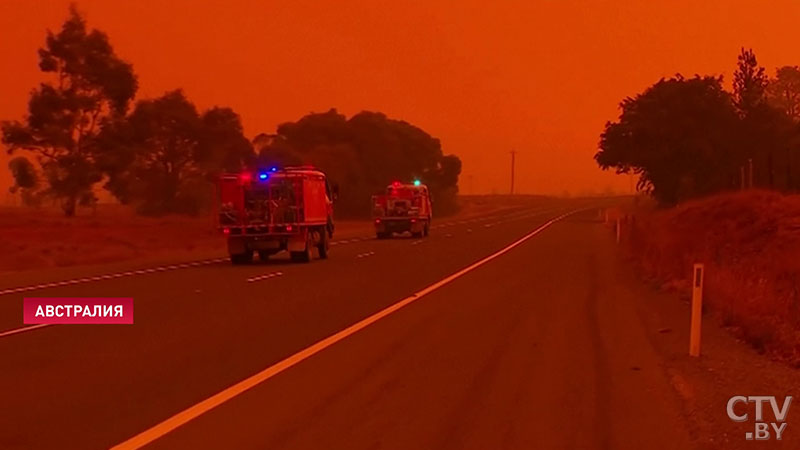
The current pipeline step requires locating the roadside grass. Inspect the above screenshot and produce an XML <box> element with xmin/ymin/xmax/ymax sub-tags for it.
<box><xmin>0</xmin><ymin>204</ymin><xmax>223</xmax><ymax>272</ymax></box>
<box><xmin>624</xmin><ymin>190</ymin><xmax>800</xmax><ymax>365</ymax></box>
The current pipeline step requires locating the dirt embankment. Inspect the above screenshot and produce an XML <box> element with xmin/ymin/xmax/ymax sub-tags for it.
<box><xmin>623</xmin><ymin>190</ymin><xmax>800</xmax><ymax>365</ymax></box>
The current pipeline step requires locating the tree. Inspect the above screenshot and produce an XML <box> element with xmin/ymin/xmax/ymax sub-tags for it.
<box><xmin>8</xmin><ymin>157</ymin><xmax>42</xmax><ymax>206</ymax></box>
<box><xmin>98</xmin><ymin>90</ymin><xmax>254</xmax><ymax>215</ymax></box>
<box><xmin>733</xmin><ymin>48</ymin><xmax>768</xmax><ymax>117</ymax></box>
<box><xmin>734</xmin><ymin>50</ymin><xmax>792</xmax><ymax>188</ymax></box>
<box><xmin>116</xmin><ymin>90</ymin><xmax>203</xmax><ymax>214</ymax></box>
<box><xmin>257</xmin><ymin>109</ymin><xmax>461</xmax><ymax>216</ymax></box>
<box><xmin>595</xmin><ymin>75</ymin><xmax>741</xmax><ymax>205</ymax></box>
<box><xmin>427</xmin><ymin>154</ymin><xmax>462</xmax><ymax>215</ymax></box>
<box><xmin>767</xmin><ymin>66</ymin><xmax>800</xmax><ymax>122</ymax></box>
<box><xmin>1</xmin><ymin>5</ymin><xmax>137</xmax><ymax>215</ymax></box>
<box><xmin>196</xmin><ymin>107</ymin><xmax>255</xmax><ymax>175</ymax></box>
<box><xmin>765</xmin><ymin>66</ymin><xmax>800</xmax><ymax>189</ymax></box>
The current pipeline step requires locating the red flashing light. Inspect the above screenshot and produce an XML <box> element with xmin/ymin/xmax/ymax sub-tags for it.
<box><xmin>286</xmin><ymin>225</ymin><xmax>293</xmax><ymax>232</ymax></box>
<box><xmin>392</xmin><ymin>181</ymin><xmax>401</xmax><ymax>187</ymax></box>
<box><xmin>375</xmin><ymin>219</ymin><xmax>381</xmax><ymax>224</ymax></box>
<box><xmin>223</xmin><ymin>228</ymin><xmax>230</xmax><ymax>235</ymax></box>
<box><xmin>410</xmin><ymin>218</ymin><xmax>417</xmax><ymax>223</ymax></box>
<box><xmin>240</xmin><ymin>172</ymin><xmax>252</xmax><ymax>183</ymax></box>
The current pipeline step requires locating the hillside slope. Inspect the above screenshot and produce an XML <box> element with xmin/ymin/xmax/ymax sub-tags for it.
<box><xmin>627</xmin><ymin>190</ymin><xmax>800</xmax><ymax>364</ymax></box>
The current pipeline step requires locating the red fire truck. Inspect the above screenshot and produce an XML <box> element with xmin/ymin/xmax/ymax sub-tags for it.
<box><xmin>217</xmin><ymin>166</ymin><xmax>336</xmax><ymax>264</ymax></box>
<box><xmin>372</xmin><ymin>180</ymin><xmax>432</xmax><ymax>239</ymax></box>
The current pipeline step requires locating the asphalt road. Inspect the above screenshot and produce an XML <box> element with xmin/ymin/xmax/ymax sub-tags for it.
<box><xmin>0</xmin><ymin>198</ymin><xmax>702</xmax><ymax>449</ymax></box>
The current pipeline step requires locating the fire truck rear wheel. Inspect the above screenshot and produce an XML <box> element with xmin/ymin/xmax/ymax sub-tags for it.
<box><xmin>424</xmin><ymin>221</ymin><xmax>430</xmax><ymax>237</ymax></box>
<box><xmin>317</xmin><ymin>228</ymin><xmax>329</xmax><ymax>259</ymax></box>
<box><xmin>257</xmin><ymin>250</ymin><xmax>272</xmax><ymax>261</ymax></box>
<box><xmin>230</xmin><ymin>251</ymin><xmax>253</xmax><ymax>265</ymax></box>
<box><xmin>376</xmin><ymin>231</ymin><xmax>390</xmax><ymax>239</ymax></box>
<box><xmin>290</xmin><ymin>250</ymin><xmax>310</xmax><ymax>263</ymax></box>
<box><xmin>290</xmin><ymin>233</ymin><xmax>312</xmax><ymax>263</ymax></box>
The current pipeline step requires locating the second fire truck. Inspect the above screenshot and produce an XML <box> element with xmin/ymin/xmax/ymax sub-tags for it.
<box><xmin>372</xmin><ymin>180</ymin><xmax>432</xmax><ymax>239</ymax></box>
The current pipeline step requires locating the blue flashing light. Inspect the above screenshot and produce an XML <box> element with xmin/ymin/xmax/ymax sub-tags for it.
<box><xmin>270</xmin><ymin>166</ymin><xmax>278</xmax><ymax>172</ymax></box>
<box><xmin>413</xmin><ymin>179</ymin><xmax>421</xmax><ymax>186</ymax></box>
<box><xmin>258</xmin><ymin>173</ymin><xmax>269</xmax><ymax>180</ymax></box>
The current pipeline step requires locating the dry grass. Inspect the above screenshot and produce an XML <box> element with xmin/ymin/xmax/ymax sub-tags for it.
<box><xmin>0</xmin><ymin>204</ymin><xmax>224</xmax><ymax>272</ymax></box>
<box><xmin>625</xmin><ymin>190</ymin><xmax>800</xmax><ymax>364</ymax></box>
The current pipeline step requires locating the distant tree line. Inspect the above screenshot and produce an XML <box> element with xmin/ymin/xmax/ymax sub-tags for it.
<box><xmin>3</xmin><ymin>6</ymin><xmax>460</xmax><ymax>217</ymax></box>
<box><xmin>253</xmin><ymin>109</ymin><xmax>462</xmax><ymax>216</ymax></box>
<box><xmin>596</xmin><ymin>48</ymin><xmax>800</xmax><ymax>205</ymax></box>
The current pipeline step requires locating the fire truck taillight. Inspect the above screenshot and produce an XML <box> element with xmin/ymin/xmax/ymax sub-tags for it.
<box><xmin>240</xmin><ymin>172</ymin><xmax>252</xmax><ymax>183</ymax></box>
<box><xmin>286</xmin><ymin>225</ymin><xmax>293</xmax><ymax>232</ymax></box>
<box><xmin>223</xmin><ymin>227</ymin><xmax>231</xmax><ymax>235</ymax></box>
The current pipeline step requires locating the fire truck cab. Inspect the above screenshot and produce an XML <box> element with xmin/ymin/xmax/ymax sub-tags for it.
<box><xmin>217</xmin><ymin>166</ymin><xmax>335</xmax><ymax>264</ymax></box>
<box><xmin>372</xmin><ymin>181</ymin><xmax>432</xmax><ymax>239</ymax></box>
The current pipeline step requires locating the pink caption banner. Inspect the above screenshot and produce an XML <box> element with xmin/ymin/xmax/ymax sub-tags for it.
<box><xmin>23</xmin><ymin>298</ymin><xmax>134</xmax><ymax>324</ymax></box>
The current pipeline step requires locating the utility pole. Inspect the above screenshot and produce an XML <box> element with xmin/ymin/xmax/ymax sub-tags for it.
<box><xmin>510</xmin><ymin>150</ymin><xmax>517</xmax><ymax>195</ymax></box>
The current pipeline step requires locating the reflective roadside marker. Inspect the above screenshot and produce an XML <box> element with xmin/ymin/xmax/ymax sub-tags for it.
<box><xmin>689</xmin><ymin>263</ymin><xmax>704</xmax><ymax>357</ymax></box>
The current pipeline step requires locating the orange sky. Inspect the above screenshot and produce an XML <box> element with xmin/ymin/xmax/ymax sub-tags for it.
<box><xmin>2</xmin><ymin>0</ymin><xmax>800</xmax><ymax>199</ymax></box>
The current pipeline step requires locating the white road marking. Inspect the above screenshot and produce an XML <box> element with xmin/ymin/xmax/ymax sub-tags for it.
<box><xmin>0</xmin><ymin>324</ymin><xmax>54</xmax><ymax>338</ymax></box>
<box><xmin>0</xmin><ymin>258</ymin><xmax>229</xmax><ymax>297</ymax></box>
<box><xmin>0</xmin><ymin>208</ymin><xmax>556</xmax><ymax>300</ymax></box>
<box><xmin>411</xmin><ymin>240</ymin><xmax>424</xmax><ymax>245</ymax></box>
<box><xmin>356</xmin><ymin>251</ymin><xmax>376</xmax><ymax>259</ymax></box>
<box><xmin>0</xmin><ymin>207</ymin><xmax>561</xmax><ymax>339</ymax></box>
<box><xmin>246</xmin><ymin>272</ymin><xmax>284</xmax><ymax>283</ymax></box>
<box><xmin>110</xmin><ymin>210</ymin><xmax>578</xmax><ymax>450</ymax></box>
